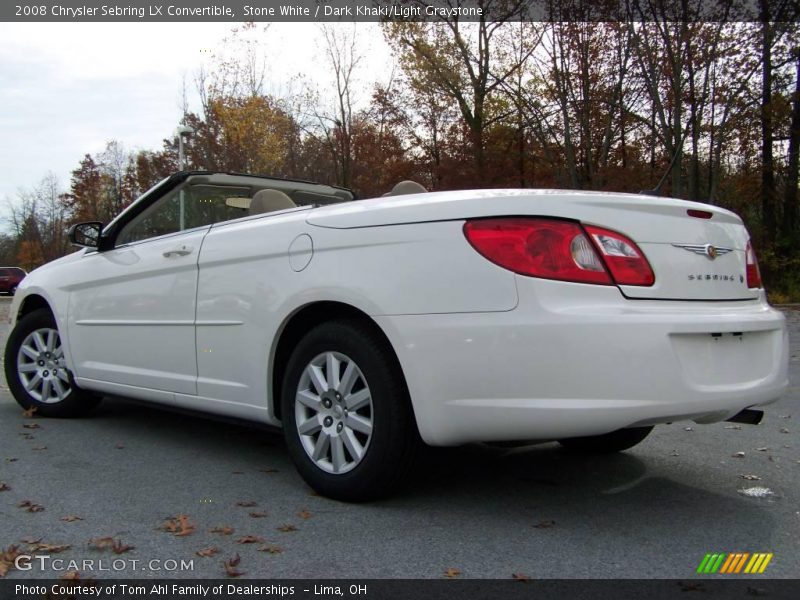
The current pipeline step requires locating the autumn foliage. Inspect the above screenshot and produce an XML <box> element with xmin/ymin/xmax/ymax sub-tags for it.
<box><xmin>3</xmin><ymin>10</ymin><xmax>800</xmax><ymax>297</ymax></box>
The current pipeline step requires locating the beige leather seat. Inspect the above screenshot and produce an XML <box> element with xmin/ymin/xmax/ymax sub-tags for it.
<box><xmin>382</xmin><ymin>180</ymin><xmax>428</xmax><ymax>197</ymax></box>
<box><xmin>249</xmin><ymin>189</ymin><xmax>297</xmax><ymax>215</ymax></box>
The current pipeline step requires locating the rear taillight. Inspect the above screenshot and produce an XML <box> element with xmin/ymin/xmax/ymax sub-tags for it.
<box><xmin>583</xmin><ymin>225</ymin><xmax>656</xmax><ymax>286</ymax></box>
<box><xmin>745</xmin><ymin>240</ymin><xmax>762</xmax><ymax>288</ymax></box>
<box><xmin>463</xmin><ymin>218</ymin><xmax>654</xmax><ymax>287</ymax></box>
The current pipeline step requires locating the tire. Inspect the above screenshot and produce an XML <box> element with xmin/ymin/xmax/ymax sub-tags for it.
<box><xmin>558</xmin><ymin>426</ymin><xmax>653</xmax><ymax>454</ymax></box>
<box><xmin>281</xmin><ymin>319</ymin><xmax>420</xmax><ymax>502</ymax></box>
<box><xmin>4</xmin><ymin>308</ymin><xmax>100</xmax><ymax>417</ymax></box>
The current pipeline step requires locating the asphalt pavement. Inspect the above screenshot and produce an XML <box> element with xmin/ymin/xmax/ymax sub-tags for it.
<box><xmin>0</xmin><ymin>297</ymin><xmax>798</xmax><ymax>580</ymax></box>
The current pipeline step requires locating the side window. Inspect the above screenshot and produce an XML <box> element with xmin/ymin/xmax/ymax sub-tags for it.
<box><xmin>117</xmin><ymin>185</ymin><xmax>250</xmax><ymax>245</ymax></box>
<box><xmin>0</xmin><ymin>269</ymin><xmax>8</xmax><ymax>277</ymax></box>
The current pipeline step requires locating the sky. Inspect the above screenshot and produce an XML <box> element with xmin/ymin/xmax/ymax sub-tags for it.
<box><xmin>0</xmin><ymin>22</ymin><xmax>392</xmax><ymax>209</ymax></box>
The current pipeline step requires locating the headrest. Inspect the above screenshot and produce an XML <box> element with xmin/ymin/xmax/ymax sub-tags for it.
<box><xmin>382</xmin><ymin>180</ymin><xmax>428</xmax><ymax>197</ymax></box>
<box><xmin>249</xmin><ymin>189</ymin><xmax>297</xmax><ymax>215</ymax></box>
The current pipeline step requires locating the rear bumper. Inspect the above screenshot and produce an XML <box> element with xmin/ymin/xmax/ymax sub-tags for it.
<box><xmin>375</xmin><ymin>278</ymin><xmax>788</xmax><ymax>446</ymax></box>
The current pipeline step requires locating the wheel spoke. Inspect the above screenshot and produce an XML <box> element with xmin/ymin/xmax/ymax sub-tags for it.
<box><xmin>52</xmin><ymin>377</ymin><xmax>67</xmax><ymax>399</ymax></box>
<box><xmin>33</xmin><ymin>331</ymin><xmax>47</xmax><ymax>353</ymax></box>
<box><xmin>41</xmin><ymin>379</ymin><xmax>52</xmax><ymax>401</ymax></box>
<box><xmin>18</xmin><ymin>363</ymin><xmax>38</xmax><ymax>373</ymax></box>
<box><xmin>331</xmin><ymin>436</ymin><xmax>345</xmax><ymax>472</ymax></box>
<box><xmin>345</xmin><ymin>388</ymin><xmax>371</xmax><ymax>411</ymax></box>
<box><xmin>296</xmin><ymin>389</ymin><xmax>321</xmax><ymax>411</ymax></box>
<box><xmin>25</xmin><ymin>372</ymin><xmax>42</xmax><ymax>392</ymax></box>
<box><xmin>341</xmin><ymin>429</ymin><xmax>364</xmax><ymax>462</ymax></box>
<box><xmin>326</xmin><ymin>353</ymin><xmax>340</xmax><ymax>390</ymax></box>
<box><xmin>345</xmin><ymin>413</ymin><xmax>372</xmax><ymax>436</ymax></box>
<box><xmin>56</xmin><ymin>369</ymin><xmax>70</xmax><ymax>383</ymax></box>
<box><xmin>311</xmin><ymin>432</ymin><xmax>331</xmax><ymax>461</ymax></box>
<box><xmin>21</xmin><ymin>344</ymin><xmax>38</xmax><ymax>361</ymax></box>
<box><xmin>298</xmin><ymin>416</ymin><xmax>322</xmax><ymax>435</ymax></box>
<box><xmin>338</xmin><ymin>361</ymin><xmax>358</xmax><ymax>396</ymax></box>
<box><xmin>46</xmin><ymin>330</ymin><xmax>56</xmax><ymax>352</ymax></box>
<box><xmin>308</xmin><ymin>364</ymin><xmax>328</xmax><ymax>395</ymax></box>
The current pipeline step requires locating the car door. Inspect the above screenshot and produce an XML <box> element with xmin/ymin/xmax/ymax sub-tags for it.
<box><xmin>66</xmin><ymin>227</ymin><xmax>208</xmax><ymax>395</ymax></box>
<box><xmin>65</xmin><ymin>180</ymin><xmax>253</xmax><ymax>396</ymax></box>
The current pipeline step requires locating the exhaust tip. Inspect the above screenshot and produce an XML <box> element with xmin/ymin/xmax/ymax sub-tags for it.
<box><xmin>726</xmin><ymin>409</ymin><xmax>764</xmax><ymax>425</ymax></box>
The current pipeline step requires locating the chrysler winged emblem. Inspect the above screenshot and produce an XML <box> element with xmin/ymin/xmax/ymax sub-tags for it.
<box><xmin>672</xmin><ymin>243</ymin><xmax>733</xmax><ymax>260</ymax></box>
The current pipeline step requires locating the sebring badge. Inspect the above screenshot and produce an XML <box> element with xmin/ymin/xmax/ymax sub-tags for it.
<box><xmin>672</xmin><ymin>243</ymin><xmax>733</xmax><ymax>260</ymax></box>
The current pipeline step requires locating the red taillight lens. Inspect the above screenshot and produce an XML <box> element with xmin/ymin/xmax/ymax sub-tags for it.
<box><xmin>464</xmin><ymin>218</ymin><xmax>655</xmax><ymax>287</ymax></box>
<box><xmin>463</xmin><ymin>218</ymin><xmax>612</xmax><ymax>284</ymax></box>
<box><xmin>745</xmin><ymin>240</ymin><xmax>762</xmax><ymax>288</ymax></box>
<box><xmin>583</xmin><ymin>225</ymin><xmax>656</xmax><ymax>286</ymax></box>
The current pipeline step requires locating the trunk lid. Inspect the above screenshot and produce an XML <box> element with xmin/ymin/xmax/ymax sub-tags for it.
<box><xmin>307</xmin><ymin>189</ymin><xmax>758</xmax><ymax>301</ymax></box>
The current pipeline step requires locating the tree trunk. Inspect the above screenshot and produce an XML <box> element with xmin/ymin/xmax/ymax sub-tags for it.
<box><xmin>760</xmin><ymin>5</ymin><xmax>777</xmax><ymax>246</ymax></box>
<box><xmin>782</xmin><ymin>47</ymin><xmax>800</xmax><ymax>245</ymax></box>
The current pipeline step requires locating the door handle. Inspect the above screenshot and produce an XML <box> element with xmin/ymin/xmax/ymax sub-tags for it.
<box><xmin>162</xmin><ymin>244</ymin><xmax>193</xmax><ymax>258</ymax></box>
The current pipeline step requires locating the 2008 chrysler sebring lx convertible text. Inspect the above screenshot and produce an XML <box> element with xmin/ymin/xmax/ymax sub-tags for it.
<box><xmin>4</xmin><ymin>171</ymin><xmax>789</xmax><ymax>500</ymax></box>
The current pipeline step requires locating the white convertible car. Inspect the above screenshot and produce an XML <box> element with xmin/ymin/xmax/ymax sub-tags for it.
<box><xmin>4</xmin><ymin>172</ymin><xmax>789</xmax><ymax>500</ymax></box>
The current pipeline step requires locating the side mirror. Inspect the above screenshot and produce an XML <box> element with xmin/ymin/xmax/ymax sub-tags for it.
<box><xmin>68</xmin><ymin>222</ymin><xmax>103</xmax><ymax>248</ymax></box>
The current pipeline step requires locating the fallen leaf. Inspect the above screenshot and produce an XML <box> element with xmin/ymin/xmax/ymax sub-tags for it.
<box><xmin>236</xmin><ymin>535</ymin><xmax>264</xmax><ymax>545</ymax></box>
<box><xmin>277</xmin><ymin>524</ymin><xmax>297</xmax><ymax>533</ymax></box>
<box><xmin>249</xmin><ymin>512</ymin><xmax>268</xmax><ymax>519</ymax></box>
<box><xmin>30</xmin><ymin>543</ymin><xmax>70</xmax><ymax>553</ymax></box>
<box><xmin>88</xmin><ymin>537</ymin><xmax>116</xmax><ymax>550</ymax></box>
<box><xmin>22</xmin><ymin>407</ymin><xmax>38</xmax><ymax>418</ymax></box>
<box><xmin>231</xmin><ymin>471</ymin><xmax>244</xmax><ymax>475</ymax></box>
<box><xmin>533</xmin><ymin>520</ymin><xmax>555</xmax><ymax>529</ymax></box>
<box><xmin>780</xmin><ymin>428</ymin><xmax>790</xmax><ymax>434</ymax></box>
<box><xmin>740</xmin><ymin>474</ymin><xmax>761</xmax><ymax>481</ymax></box>
<box><xmin>732</xmin><ymin>451</ymin><xmax>746</xmax><ymax>458</ymax></box>
<box><xmin>111</xmin><ymin>539</ymin><xmax>135</xmax><ymax>554</ymax></box>
<box><xmin>22</xmin><ymin>423</ymin><xmax>40</xmax><ymax>430</ymax></box>
<box><xmin>779</xmin><ymin>415</ymin><xmax>791</xmax><ymax>419</ymax></box>
<box><xmin>512</xmin><ymin>573</ymin><xmax>531</xmax><ymax>582</ymax></box>
<box><xmin>223</xmin><ymin>554</ymin><xmax>244</xmax><ymax>578</ymax></box>
<box><xmin>33</xmin><ymin>446</ymin><xmax>47</xmax><ymax>451</ymax></box>
<box><xmin>6</xmin><ymin>458</ymin><xmax>18</xmax><ymax>463</ymax></box>
<box><xmin>61</xmin><ymin>515</ymin><xmax>83</xmax><ymax>522</ymax></box>
<box><xmin>258</xmin><ymin>545</ymin><xmax>283</xmax><ymax>554</ymax></box>
<box><xmin>18</xmin><ymin>500</ymin><xmax>44</xmax><ymax>513</ymax></box>
<box><xmin>0</xmin><ymin>545</ymin><xmax>22</xmax><ymax>578</ymax></box>
<box><xmin>158</xmin><ymin>515</ymin><xmax>195</xmax><ymax>537</ymax></box>
<box><xmin>210</xmin><ymin>526</ymin><xmax>234</xmax><ymax>535</ymax></box>
<box><xmin>236</xmin><ymin>501</ymin><xmax>257</xmax><ymax>507</ymax></box>
<box><xmin>196</xmin><ymin>547</ymin><xmax>220</xmax><ymax>558</ymax></box>
<box><xmin>756</xmin><ymin>447</ymin><xmax>769</xmax><ymax>452</ymax></box>
<box><xmin>60</xmin><ymin>571</ymin><xmax>83</xmax><ymax>580</ymax></box>
<box><xmin>724</xmin><ymin>424</ymin><xmax>742</xmax><ymax>430</ymax></box>
<box><xmin>670</xmin><ymin>450</ymin><xmax>680</xmax><ymax>456</ymax></box>
<box><xmin>684</xmin><ymin>427</ymin><xmax>694</xmax><ymax>431</ymax></box>
<box><xmin>0</xmin><ymin>482</ymin><xmax>10</xmax><ymax>492</ymax></box>
<box><xmin>258</xmin><ymin>468</ymin><xmax>279</xmax><ymax>474</ymax></box>
<box><xmin>297</xmin><ymin>510</ymin><xmax>312</xmax><ymax>520</ymax></box>
<box><xmin>20</xmin><ymin>537</ymin><xmax>42</xmax><ymax>547</ymax></box>
<box><xmin>444</xmin><ymin>568</ymin><xmax>461</xmax><ymax>578</ymax></box>
<box><xmin>115</xmin><ymin>444</ymin><xmax>125</xmax><ymax>450</ymax></box>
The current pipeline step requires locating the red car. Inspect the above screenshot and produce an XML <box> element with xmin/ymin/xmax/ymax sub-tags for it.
<box><xmin>0</xmin><ymin>267</ymin><xmax>26</xmax><ymax>295</ymax></box>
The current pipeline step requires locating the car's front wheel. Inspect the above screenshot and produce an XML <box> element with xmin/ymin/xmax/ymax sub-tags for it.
<box><xmin>558</xmin><ymin>426</ymin><xmax>653</xmax><ymax>454</ymax></box>
<box><xmin>4</xmin><ymin>308</ymin><xmax>100</xmax><ymax>417</ymax></box>
<box><xmin>281</xmin><ymin>319</ymin><xmax>420</xmax><ymax>502</ymax></box>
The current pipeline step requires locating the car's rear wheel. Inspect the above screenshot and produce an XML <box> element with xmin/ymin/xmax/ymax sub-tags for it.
<box><xmin>558</xmin><ymin>426</ymin><xmax>653</xmax><ymax>454</ymax></box>
<box><xmin>4</xmin><ymin>308</ymin><xmax>100</xmax><ymax>417</ymax></box>
<box><xmin>281</xmin><ymin>319</ymin><xmax>420</xmax><ymax>501</ymax></box>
